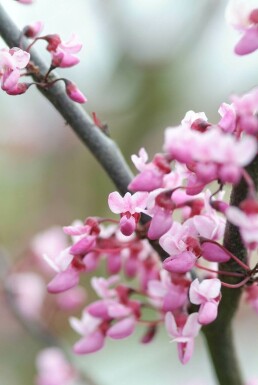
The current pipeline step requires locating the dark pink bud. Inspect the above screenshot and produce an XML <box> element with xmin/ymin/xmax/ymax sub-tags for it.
<box><xmin>65</xmin><ymin>80</ymin><xmax>87</xmax><ymax>104</ymax></box>
<box><xmin>141</xmin><ymin>325</ymin><xmax>157</xmax><ymax>344</ymax></box>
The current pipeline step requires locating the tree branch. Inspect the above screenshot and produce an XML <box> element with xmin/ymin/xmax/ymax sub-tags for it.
<box><xmin>0</xmin><ymin>3</ymin><xmax>133</xmax><ymax>196</ymax></box>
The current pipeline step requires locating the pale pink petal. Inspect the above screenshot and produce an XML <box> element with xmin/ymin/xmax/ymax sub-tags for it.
<box><xmin>73</xmin><ymin>331</ymin><xmax>105</xmax><ymax>354</ymax></box>
<box><xmin>178</xmin><ymin>339</ymin><xmax>194</xmax><ymax>365</ymax></box>
<box><xmin>163</xmin><ymin>252</ymin><xmax>196</xmax><ymax>274</ymax></box>
<box><xmin>183</xmin><ymin>313</ymin><xmax>201</xmax><ymax>338</ymax></box>
<box><xmin>47</xmin><ymin>268</ymin><xmax>79</xmax><ymax>293</ymax></box>
<box><xmin>198</xmin><ymin>302</ymin><xmax>218</xmax><ymax>325</ymax></box>
<box><xmin>235</xmin><ymin>26</ymin><xmax>258</xmax><ymax>55</ymax></box>
<box><xmin>107</xmin><ymin>317</ymin><xmax>135</xmax><ymax>339</ymax></box>
<box><xmin>108</xmin><ymin>192</ymin><xmax>125</xmax><ymax>213</ymax></box>
<box><xmin>165</xmin><ymin>312</ymin><xmax>179</xmax><ymax>337</ymax></box>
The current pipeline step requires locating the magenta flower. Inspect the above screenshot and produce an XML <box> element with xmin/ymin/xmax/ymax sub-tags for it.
<box><xmin>165</xmin><ymin>312</ymin><xmax>201</xmax><ymax>364</ymax></box>
<box><xmin>65</xmin><ymin>80</ymin><xmax>87</xmax><ymax>104</ymax></box>
<box><xmin>189</xmin><ymin>278</ymin><xmax>221</xmax><ymax>325</ymax></box>
<box><xmin>108</xmin><ymin>191</ymin><xmax>148</xmax><ymax>236</ymax></box>
<box><xmin>50</xmin><ymin>33</ymin><xmax>83</xmax><ymax>68</ymax></box>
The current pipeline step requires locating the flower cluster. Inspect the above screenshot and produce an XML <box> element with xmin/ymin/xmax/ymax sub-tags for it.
<box><xmin>30</xmin><ymin>86</ymin><xmax>258</xmax><ymax>365</ymax></box>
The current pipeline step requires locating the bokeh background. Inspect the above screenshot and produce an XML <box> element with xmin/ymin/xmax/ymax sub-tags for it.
<box><xmin>1</xmin><ymin>0</ymin><xmax>258</xmax><ymax>384</ymax></box>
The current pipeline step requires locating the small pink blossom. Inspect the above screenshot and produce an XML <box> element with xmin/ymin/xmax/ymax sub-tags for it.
<box><xmin>50</xmin><ymin>34</ymin><xmax>82</xmax><ymax>68</ymax></box>
<box><xmin>226</xmin><ymin>0</ymin><xmax>258</xmax><ymax>55</ymax></box>
<box><xmin>6</xmin><ymin>272</ymin><xmax>45</xmax><ymax>320</ymax></box>
<box><xmin>35</xmin><ymin>348</ymin><xmax>78</xmax><ymax>385</ymax></box>
<box><xmin>147</xmin><ymin>270</ymin><xmax>188</xmax><ymax>312</ymax></box>
<box><xmin>189</xmin><ymin>278</ymin><xmax>221</xmax><ymax>325</ymax></box>
<box><xmin>0</xmin><ymin>47</ymin><xmax>30</xmax><ymax>94</ymax></box>
<box><xmin>165</xmin><ymin>312</ymin><xmax>201</xmax><ymax>364</ymax></box>
<box><xmin>108</xmin><ymin>191</ymin><xmax>148</xmax><ymax>236</ymax></box>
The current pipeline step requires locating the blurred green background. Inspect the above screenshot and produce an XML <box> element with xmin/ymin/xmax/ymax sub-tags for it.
<box><xmin>1</xmin><ymin>0</ymin><xmax>258</xmax><ymax>384</ymax></box>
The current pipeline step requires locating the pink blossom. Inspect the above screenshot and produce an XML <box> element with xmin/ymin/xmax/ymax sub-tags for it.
<box><xmin>50</xmin><ymin>34</ymin><xmax>82</xmax><ymax>68</ymax></box>
<box><xmin>35</xmin><ymin>348</ymin><xmax>78</xmax><ymax>385</ymax></box>
<box><xmin>189</xmin><ymin>278</ymin><xmax>221</xmax><ymax>325</ymax></box>
<box><xmin>218</xmin><ymin>103</ymin><xmax>237</xmax><ymax>133</ymax></box>
<box><xmin>165</xmin><ymin>312</ymin><xmax>201</xmax><ymax>364</ymax></box>
<box><xmin>160</xmin><ymin>222</ymin><xmax>199</xmax><ymax>273</ymax></box>
<box><xmin>108</xmin><ymin>191</ymin><xmax>148</xmax><ymax>236</ymax></box>
<box><xmin>129</xmin><ymin>149</ymin><xmax>171</xmax><ymax>192</ymax></box>
<box><xmin>164</xmin><ymin>122</ymin><xmax>257</xmax><ymax>185</ymax></box>
<box><xmin>70</xmin><ymin>311</ymin><xmax>104</xmax><ymax>354</ymax></box>
<box><xmin>147</xmin><ymin>270</ymin><xmax>189</xmax><ymax>312</ymax></box>
<box><xmin>226</xmin><ymin>0</ymin><xmax>258</xmax><ymax>55</ymax></box>
<box><xmin>6</xmin><ymin>272</ymin><xmax>45</xmax><ymax>320</ymax></box>
<box><xmin>0</xmin><ymin>47</ymin><xmax>30</xmax><ymax>94</ymax></box>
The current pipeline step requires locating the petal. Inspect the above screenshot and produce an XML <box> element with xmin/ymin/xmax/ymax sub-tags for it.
<box><xmin>201</xmin><ymin>241</ymin><xmax>231</xmax><ymax>263</ymax></box>
<box><xmin>107</xmin><ymin>317</ymin><xmax>135</xmax><ymax>339</ymax></box>
<box><xmin>47</xmin><ymin>268</ymin><xmax>79</xmax><ymax>293</ymax></box>
<box><xmin>73</xmin><ymin>331</ymin><xmax>105</xmax><ymax>354</ymax></box>
<box><xmin>182</xmin><ymin>313</ymin><xmax>201</xmax><ymax>338</ymax></box>
<box><xmin>165</xmin><ymin>312</ymin><xmax>179</xmax><ymax>337</ymax></box>
<box><xmin>108</xmin><ymin>192</ymin><xmax>124</xmax><ymax>213</ymax></box>
<box><xmin>235</xmin><ymin>27</ymin><xmax>258</xmax><ymax>55</ymax></box>
<box><xmin>198</xmin><ymin>302</ymin><xmax>218</xmax><ymax>325</ymax></box>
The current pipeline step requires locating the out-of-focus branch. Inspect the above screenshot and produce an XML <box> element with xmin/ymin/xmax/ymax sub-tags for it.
<box><xmin>203</xmin><ymin>155</ymin><xmax>258</xmax><ymax>385</ymax></box>
<box><xmin>0</xmin><ymin>3</ymin><xmax>133</xmax><ymax>196</ymax></box>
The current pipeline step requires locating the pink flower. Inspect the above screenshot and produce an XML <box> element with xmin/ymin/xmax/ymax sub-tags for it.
<box><xmin>50</xmin><ymin>34</ymin><xmax>82</xmax><ymax>68</ymax></box>
<box><xmin>0</xmin><ymin>47</ymin><xmax>30</xmax><ymax>94</ymax></box>
<box><xmin>108</xmin><ymin>191</ymin><xmax>148</xmax><ymax>236</ymax></box>
<box><xmin>160</xmin><ymin>222</ymin><xmax>199</xmax><ymax>273</ymax></box>
<box><xmin>17</xmin><ymin>0</ymin><xmax>34</xmax><ymax>4</ymax></box>
<box><xmin>35</xmin><ymin>348</ymin><xmax>78</xmax><ymax>385</ymax></box>
<box><xmin>70</xmin><ymin>311</ymin><xmax>104</xmax><ymax>354</ymax></box>
<box><xmin>6</xmin><ymin>272</ymin><xmax>45</xmax><ymax>320</ymax></box>
<box><xmin>165</xmin><ymin>312</ymin><xmax>201</xmax><ymax>364</ymax></box>
<box><xmin>147</xmin><ymin>270</ymin><xmax>189</xmax><ymax>312</ymax></box>
<box><xmin>226</xmin><ymin>0</ymin><xmax>258</xmax><ymax>55</ymax></box>
<box><xmin>129</xmin><ymin>149</ymin><xmax>171</xmax><ymax>192</ymax></box>
<box><xmin>189</xmin><ymin>278</ymin><xmax>221</xmax><ymax>325</ymax></box>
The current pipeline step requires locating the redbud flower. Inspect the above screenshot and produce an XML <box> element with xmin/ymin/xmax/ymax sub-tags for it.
<box><xmin>189</xmin><ymin>278</ymin><xmax>221</xmax><ymax>325</ymax></box>
<box><xmin>50</xmin><ymin>33</ymin><xmax>83</xmax><ymax>68</ymax></box>
<box><xmin>108</xmin><ymin>191</ymin><xmax>148</xmax><ymax>236</ymax></box>
<box><xmin>165</xmin><ymin>312</ymin><xmax>201</xmax><ymax>364</ymax></box>
<box><xmin>0</xmin><ymin>47</ymin><xmax>30</xmax><ymax>94</ymax></box>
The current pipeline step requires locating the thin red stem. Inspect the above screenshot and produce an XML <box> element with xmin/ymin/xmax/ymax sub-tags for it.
<box><xmin>221</xmin><ymin>275</ymin><xmax>251</xmax><ymax>289</ymax></box>
<box><xmin>195</xmin><ymin>263</ymin><xmax>246</xmax><ymax>278</ymax></box>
